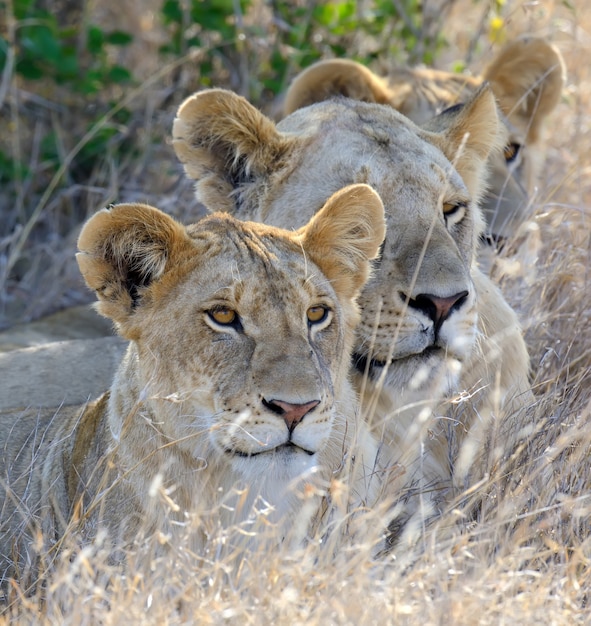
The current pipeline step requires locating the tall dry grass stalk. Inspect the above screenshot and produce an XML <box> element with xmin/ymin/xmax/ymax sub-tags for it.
<box><xmin>1</xmin><ymin>0</ymin><xmax>590</xmax><ymax>623</ymax></box>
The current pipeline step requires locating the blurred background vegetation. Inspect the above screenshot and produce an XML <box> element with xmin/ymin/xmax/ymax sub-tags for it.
<box><xmin>0</xmin><ymin>0</ymin><xmax>575</xmax><ymax>327</ymax></box>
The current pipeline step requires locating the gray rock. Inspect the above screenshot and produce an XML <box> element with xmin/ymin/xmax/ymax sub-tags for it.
<box><xmin>0</xmin><ymin>337</ymin><xmax>126</xmax><ymax>411</ymax></box>
<box><xmin>0</xmin><ymin>305</ymin><xmax>113</xmax><ymax>353</ymax></box>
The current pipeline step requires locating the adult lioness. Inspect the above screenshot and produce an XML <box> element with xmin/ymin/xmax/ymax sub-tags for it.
<box><xmin>172</xmin><ymin>85</ymin><xmax>533</xmax><ymax>536</ymax></box>
<box><xmin>0</xmin><ymin>184</ymin><xmax>386</xmax><ymax>588</ymax></box>
<box><xmin>284</xmin><ymin>36</ymin><xmax>565</xmax><ymax>241</ymax></box>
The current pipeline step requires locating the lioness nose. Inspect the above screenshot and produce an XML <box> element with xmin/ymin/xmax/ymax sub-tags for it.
<box><xmin>263</xmin><ymin>399</ymin><xmax>320</xmax><ymax>431</ymax></box>
<box><xmin>404</xmin><ymin>291</ymin><xmax>469</xmax><ymax>331</ymax></box>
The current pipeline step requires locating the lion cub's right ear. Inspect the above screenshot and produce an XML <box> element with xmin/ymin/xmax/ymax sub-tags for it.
<box><xmin>283</xmin><ymin>59</ymin><xmax>392</xmax><ymax>116</ymax></box>
<box><xmin>76</xmin><ymin>204</ymin><xmax>189</xmax><ymax>328</ymax></box>
<box><xmin>299</xmin><ymin>183</ymin><xmax>386</xmax><ymax>300</ymax></box>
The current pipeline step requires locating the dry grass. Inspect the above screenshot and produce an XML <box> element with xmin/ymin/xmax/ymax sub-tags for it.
<box><xmin>1</xmin><ymin>0</ymin><xmax>591</xmax><ymax>623</ymax></box>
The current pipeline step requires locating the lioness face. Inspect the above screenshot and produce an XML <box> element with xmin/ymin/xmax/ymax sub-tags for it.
<box><xmin>77</xmin><ymin>184</ymin><xmax>385</xmax><ymax>488</ymax></box>
<box><xmin>173</xmin><ymin>87</ymin><xmax>501</xmax><ymax>397</ymax></box>
<box><xmin>271</xmin><ymin>106</ymin><xmax>480</xmax><ymax>392</ymax></box>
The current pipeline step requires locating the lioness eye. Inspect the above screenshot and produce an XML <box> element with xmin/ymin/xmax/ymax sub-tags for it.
<box><xmin>307</xmin><ymin>305</ymin><xmax>329</xmax><ymax>325</ymax></box>
<box><xmin>442</xmin><ymin>202</ymin><xmax>466</xmax><ymax>227</ymax></box>
<box><xmin>208</xmin><ymin>308</ymin><xmax>237</xmax><ymax>325</ymax></box>
<box><xmin>503</xmin><ymin>143</ymin><xmax>521</xmax><ymax>163</ymax></box>
<box><xmin>443</xmin><ymin>202</ymin><xmax>460</xmax><ymax>216</ymax></box>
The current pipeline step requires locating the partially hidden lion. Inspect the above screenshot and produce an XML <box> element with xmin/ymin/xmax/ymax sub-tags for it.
<box><xmin>172</xmin><ymin>85</ymin><xmax>534</xmax><ymax>540</ymax></box>
<box><xmin>0</xmin><ymin>184</ymin><xmax>386</xmax><ymax>588</ymax></box>
<box><xmin>283</xmin><ymin>35</ymin><xmax>565</xmax><ymax>243</ymax></box>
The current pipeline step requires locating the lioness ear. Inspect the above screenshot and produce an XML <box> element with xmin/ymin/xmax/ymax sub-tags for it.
<box><xmin>76</xmin><ymin>204</ymin><xmax>188</xmax><ymax>326</ymax></box>
<box><xmin>283</xmin><ymin>59</ymin><xmax>392</xmax><ymax>116</ymax></box>
<box><xmin>484</xmin><ymin>36</ymin><xmax>565</xmax><ymax>143</ymax></box>
<box><xmin>300</xmin><ymin>184</ymin><xmax>386</xmax><ymax>300</ymax></box>
<box><xmin>173</xmin><ymin>89</ymin><xmax>293</xmax><ymax>213</ymax></box>
<box><xmin>424</xmin><ymin>84</ymin><xmax>504</xmax><ymax>203</ymax></box>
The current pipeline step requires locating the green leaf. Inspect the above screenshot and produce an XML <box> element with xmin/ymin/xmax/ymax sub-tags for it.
<box><xmin>87</xmin><ymin>26</ymin><xmax>105</xmax><ymax>54</ymax></box>
<box><xmin>79</xmin><ymin>126</ymin><xmax>119</xmax><ymax>161</ymax></box>
<box><xmin>15</xmin><ymin>57</ymin><xmax>43</xmax><ymax>80</ymax></box>
<box><xmin>59</xmin><ymin>26</ymin><xmax>78</xmax><ymax>39</ymax></box>
<box><xmin>54</xmin><ymin>47</ymin><xmax>79</xmax><ymax>80</ymax></box>
<box><xmin>313</xmin><ymin>2</ymin><xmax>355</xmax><ymax>27</ymax></box>
<box><xmin>77</xmin><ymin>69</ymin><xmax>104</xmax><ymax>94</ymax></box>
<box><xmin>105</xmin><ymin>31</ymin><xmax>133</xmax><ymax>46</ymax></box>
<box><xmin>13</xmin><ymin>0</ymin><xmax>35</xmax><ymax>20</ymax></box>
<box><xmin>451</xmin><ymin>60</ymin><xmax>466</xmax><ymax>73</ymax></box>
<box><xmin>0</xmin><ymin>37</ymin><xmax>7</xmax><ymax>72</ymax></box>
<box><xmin>107</xmin><ymin>65</ymin><xmax>132</xmax><ymax>83</ymax></box>
<box><xmin>40</xmin><ymin>131</ymin><xmax>59</xmax><ymax>163</ymax></box>
<box><xmin>21</xmin><ymin>24</ymin><xmax>61</xmax><ymax>63</ymax></box>
<box><xmin>162</xmin><ymin>0</ymin><xmax>183</xmax><ymax>24</ymax></box>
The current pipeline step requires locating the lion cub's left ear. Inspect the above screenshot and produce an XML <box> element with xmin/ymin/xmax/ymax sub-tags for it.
<box><xmin>76</xmin><ymin>204</ymin><xmax>189</xmax><ymax>327</ymax></box>
<box><xmin>299</xmin><ymin>183</ymin><xmax>386</xmax><ymax>300</ymax></box>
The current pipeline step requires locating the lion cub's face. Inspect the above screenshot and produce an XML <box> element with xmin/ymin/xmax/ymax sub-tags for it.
<box><xmin>77</xmin><ymin>184</ymin><xmax>384</xmax><ymax>486</ymax></box>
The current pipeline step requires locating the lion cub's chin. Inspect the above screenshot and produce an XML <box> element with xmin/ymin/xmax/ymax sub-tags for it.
<box><xmin>229</xmin><ymin>443</ymin><xmax>319</xmax><ymax>480</ymax></box>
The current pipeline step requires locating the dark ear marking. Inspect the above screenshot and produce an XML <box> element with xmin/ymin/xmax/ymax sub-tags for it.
<box><xmin>77</xmin><ymin>203</ymin><xmax>187</xmax><ymax>326</ymax></box>
<box><xmin>123</xmin><ymin>245</ymin><xmax>167</xmax><ymax>308</ymax></box>
<box><xmin>172</xmin><ymin>89</ymin><xmax>294</xmax><ymax>214</ymax></box>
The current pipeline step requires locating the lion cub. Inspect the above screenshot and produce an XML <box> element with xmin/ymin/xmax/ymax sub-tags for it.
<box><xmin>0</xmin><ymin>184</ymin><xmax>385</xmax><ymax>586</ymax></box>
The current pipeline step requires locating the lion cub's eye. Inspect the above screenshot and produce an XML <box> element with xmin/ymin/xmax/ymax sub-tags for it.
<box><xmin>503</xmin><ymin>143</ymin><xmax>521</xmax><ymax>164</ymax></box>
<box><xmin>307</xmin><ymin>305</ymin><xmax>330</xmax><ymax>325</ymax></box>
<box><xmin>208</xmin><ymin>308</ymin><xmax>237</xmax><ymax>326</ymax></box>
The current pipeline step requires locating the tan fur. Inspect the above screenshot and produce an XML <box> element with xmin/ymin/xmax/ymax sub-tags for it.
<box><xmin>172</xmin><ymin>86</ymin><xmax>533</xmax><ymax>538</ymax></box>
<box><xmin>0</xmin><ymin>185</ymin><xmax>386</xmax><ymax>586</ymax></box>
<box><xmin>283</xmin><ymin>36</ymin><xmax>565</xmax><ymax>239</ymax></box>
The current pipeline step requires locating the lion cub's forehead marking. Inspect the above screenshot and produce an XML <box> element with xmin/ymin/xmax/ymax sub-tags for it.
<box><xmin>190</xmin><ymin>214</ymin><xmax>287</xmax><ymax>265</ymax></box>
<box><xmin>186</xmin><ymin>215</ymin><xmax>330</xmax><ymax>306</ymax></box>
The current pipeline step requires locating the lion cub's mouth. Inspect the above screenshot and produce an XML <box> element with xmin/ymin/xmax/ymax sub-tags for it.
<box><xmin>225</xmin><ymin>441</ymin><xmax>315</xmax><ymax>458</ymax></box>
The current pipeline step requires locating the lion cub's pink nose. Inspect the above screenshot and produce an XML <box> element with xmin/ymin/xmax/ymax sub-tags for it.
<box><xmin>264</xmin><ymin>399</ymin><xmax>320</xmax><ymax>431</ymax></box>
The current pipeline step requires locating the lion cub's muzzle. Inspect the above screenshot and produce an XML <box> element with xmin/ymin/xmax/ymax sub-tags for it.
<box><xmin>223</xmin><ymin>396</ymin><xmax>324</xmax><ymax>458</ymax></box>
<box><xmin>262</xmin><ymin>398</ymin><xmax>320</xmax><ymax>434</ymax></box>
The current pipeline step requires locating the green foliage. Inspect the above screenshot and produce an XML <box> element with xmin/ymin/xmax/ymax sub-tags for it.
<box><xmin>155</xmin><ymin>0</ymin><xmax>447</xmax><ymax>96</ymax></box>
<box><xmin>0</xmin><ymin>0</ymin><xmax>136</xmax><ymax>190</ymax></box>
<box><xmin>159</xmin><ymin>0</ymin><xmax>252</xmax><ymax>89</ymax></box>
<box><xmin>251</xmin><ymin>0</ymin><xmax>447</xmax><ymax>97</ymax></box>
<box><xmin>0</xmin><ymin>0</ymin><xmax>452</xmax><ymax>195</ymax></box>
<box><xmin>4</xmin><ymin>1</ymin><xmax>133</xmax><ymax>93</ymax></box>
